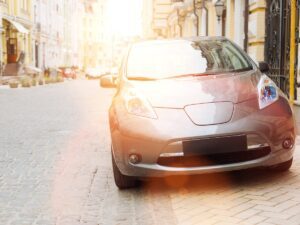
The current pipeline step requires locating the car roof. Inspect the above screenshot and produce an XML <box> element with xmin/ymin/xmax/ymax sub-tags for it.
<box><xmin>133</xmin><ymin>36</ymin><xmax>228</xmax><ymax>46</ymax></box>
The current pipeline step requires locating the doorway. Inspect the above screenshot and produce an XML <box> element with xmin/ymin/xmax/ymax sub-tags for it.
<box><xmin>7</xmin><ymin>38</ymin><xmax>17</xmax><ymax>63</ymax></box>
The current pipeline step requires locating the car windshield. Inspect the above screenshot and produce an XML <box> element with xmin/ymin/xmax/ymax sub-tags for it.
<box><xmin>126</xmin><ymin>39</ymin><xmax>253</xmax><ymax>80</ymax></box>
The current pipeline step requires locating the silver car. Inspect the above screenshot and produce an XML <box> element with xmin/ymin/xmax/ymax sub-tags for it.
<box><xmin>101</xmin><ymin>37</ymin><xmax>295</xmax><ymax>189</ymax></box>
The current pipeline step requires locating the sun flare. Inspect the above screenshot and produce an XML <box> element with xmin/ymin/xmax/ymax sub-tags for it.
<box><xmin>105</xmin><ymin>0</ymin><xmax>142</xmax><ymax>37</ymax></box>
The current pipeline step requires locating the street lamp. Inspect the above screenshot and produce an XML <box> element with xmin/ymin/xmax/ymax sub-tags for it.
<box><xmin>214</xmin><ymin>0</ymin><xmax>225</xmax><ymax>22</ymax></box>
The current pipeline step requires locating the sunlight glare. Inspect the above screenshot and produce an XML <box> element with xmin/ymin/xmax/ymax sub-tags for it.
<box><xmin>105</xmin><ymin>0</ymin><xmax>142</xmax><ymax>37</ymax></box>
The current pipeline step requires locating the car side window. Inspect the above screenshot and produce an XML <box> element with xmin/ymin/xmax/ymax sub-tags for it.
<box><xmin>222</xmin><ymin>44</ymin><xmax>249</xmax><ymax>69</ymax></box>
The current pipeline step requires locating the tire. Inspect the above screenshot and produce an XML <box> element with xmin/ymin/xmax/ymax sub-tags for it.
<box><xmin>269</xmin><ymin>158</ymin><xmax>293</xmax><ymax>172</ymax></box>
<box><xmin>111</xmin><ymin>149</ymin><xmax>138</xmax><ymax>189</ymax></box>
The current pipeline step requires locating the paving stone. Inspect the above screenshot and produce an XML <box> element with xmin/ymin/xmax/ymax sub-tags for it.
<box><xmin>1</xmin><ymin>80</ymin><xmax>300</xmax><ymax>225</ymax></box>
<box><xmin>0</xmin><ymin>81</ymin><xmax>176</xmax><ymax>225</ymax></box>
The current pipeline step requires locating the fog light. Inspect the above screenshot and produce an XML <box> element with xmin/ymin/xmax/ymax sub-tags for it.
<box><xmin>129</xmin><ymin>154</ymin><xmax>141</xmax><ymax>164</ymax></box>
<box><xmin>282</xmin><ymin>138</ymin><xmax>294</xmax><ymax>149</ymax></box>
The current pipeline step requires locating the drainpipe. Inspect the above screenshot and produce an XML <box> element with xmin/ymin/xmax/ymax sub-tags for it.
<box><xmin>244</xmin><ymin>0</ymin><xmax>249</xmax><ymax>52</ymax></box>
<box><xmin>204</xmin><ymin>6</ymin><xmax>208</xmax><ymax>36</ymax></box>
<box><xmin>289</xmin><ymin>0</ymin><xmax>296</xmax><ymax>103</ymax></box>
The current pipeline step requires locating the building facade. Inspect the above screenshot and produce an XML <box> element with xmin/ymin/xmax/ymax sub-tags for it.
<box><xmin>34</xmin><ymin>0</ymin><xmax>65</xmax><ymax>69</ymax></box>
<box><xmin>0</xmin><ymin>0</ymin><xmax>33</xmax><ymax>66</ymax></box>
<box><xmin>81</xmin><ymin>0</ymin><xmax>106</xmax><ymax>70</ymax></box>
<box><xmin>63</xmin><ymin>0</ymin><xmax>84</xmax><ymax>68</ymax></box>
<box><xmin>144</xmin><ymin>0</ymin><xmax>266</xmax><ymax>62</ymax></box>
<box><xmin>0</xmin><ymin>0</ymin><xmax>86</xmax><ymax>71</ymax></box>
<box><xmin>152</xmin><ymin>0</ymin><xmax>172</xmax><ymax>37</ymax></box>
<box><xmin>143</xmin><ymin>0</ymin><xmax>300</xmax><ymax>99</ymax></box>
<box><xmin>33</xmin><ymin>0</ymin><xmax>85</xmax><ymax>70</ymax></box>
<box><xmin>142</xmin><ymin>0</ymin><xmax>155</xmax><ymax>38</ymax></box>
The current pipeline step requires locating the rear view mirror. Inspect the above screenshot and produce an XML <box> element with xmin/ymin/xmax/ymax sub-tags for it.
<box><xmin>258</xmin><ymin>61</ymin><xmax>270</xmax><ymax>73</ymax></box>
<box><xmin>100</xmin><ymin>75</ymin><xmax>116</xmax><ymax>88</ymax></box>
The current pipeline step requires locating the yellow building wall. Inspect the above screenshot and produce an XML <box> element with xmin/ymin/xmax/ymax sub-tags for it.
<box><xmin>200</xmin><ymin>0</ymin><xmax>266</xmax><ymax>62</ymax></box>
<box><xmin>1</xmin><ymin>0</ymin><xmax>34</xmax><ymax>65</ymax></box>
<box><xmin>248</xmin><ymin>0</ymin><xmax>266</xmax><ymax>61</ymax></box>
<box><xmin>207</xmin><ymin>2</ymin><xmax>216</xmax><ymax>36</ymax></box>
<box><xmin>225</xmin><ymin>0</ymin><xmax>235</xmax><ymax>40</ymax></box>
<box><xmin>0</xmin><ymin>1</ymin><xmax>9</xmax><ymax>64</ymax></box>
<box><xmin>0</xmin><ymin>1</ymin><xmax>9</xmax><ymax>14</ymax></box>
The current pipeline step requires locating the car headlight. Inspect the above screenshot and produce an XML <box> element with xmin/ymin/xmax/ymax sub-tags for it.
<box><xmin>258</xmin><ymin>75</ymin><xmax>279</xmax><ymax>109</ymax></box>
<box><xmin>123</xmin><ymin>89</ymin><xmax>157</xmax><ymax>119</ymax></box>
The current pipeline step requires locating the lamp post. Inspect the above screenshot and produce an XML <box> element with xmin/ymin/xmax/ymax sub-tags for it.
<box><xmin>289</xmin><ymin>0</ymin><xmax>296</xmax><ymax>103</ymax></box>
<box><xmin>214</xmin><ymin>0</ymin><xmax>225</xmax><ymax>36</ymax></box>
<box><xmin>214</xmin><ymin>0</ymin><xmax>225</xmax><ymax>22</ymax></box>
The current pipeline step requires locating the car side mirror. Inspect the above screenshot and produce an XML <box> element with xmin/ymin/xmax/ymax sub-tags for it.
<box><xmin>258</xmin><ymin>61</ymin><xmax>270</xmax><ymax>73</ymax></box>
<box><xmin>100</xmin><ymin>75</ymin><xmax>117</xmax><ymax>88</ymax></box>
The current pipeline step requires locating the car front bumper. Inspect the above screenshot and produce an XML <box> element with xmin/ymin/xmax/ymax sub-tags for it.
<box><xmin>110</xmin><ymin>97</ymin><xmax>295</xmax><ymax>177</ymax></box>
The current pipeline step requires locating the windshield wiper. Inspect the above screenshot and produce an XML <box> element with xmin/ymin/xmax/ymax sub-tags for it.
<box><xmin>128</xmin><ymin>76</ymin><xmax>158</xmax><ymax>81</ymax></box>
<box><xmin>162</xmin><ymin>72</ymin><xmax>218</xmax><ymax>80</ymax></box>
<box><xmin>127</xmin><ymin>68</ymin><xmax>253</xmax><ymax>81</ymax></box>
<box><xmin>228</xmin><ymin>67</ymin><xmax>253</xmax><ymax>73</ymax></box>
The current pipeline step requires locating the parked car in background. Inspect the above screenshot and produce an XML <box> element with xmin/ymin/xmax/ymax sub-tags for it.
<box><xmin>99</xmin><ymin>67</ymin><xmax>118</xmax><ymax>87</ymax></box>
<box><xmin>101</xmin><ymin>37</ymin><xmax>295</xmax><ymax>189</ymax></box>
<box><xmin>85</xmin><ymin>67</ymin><xmax>109</xmax><ymax>79</ymax></box>
<box><xmin>60</xmin><ymin>67</ymin><xmax>76</xmax><ymax>79</ymax></box>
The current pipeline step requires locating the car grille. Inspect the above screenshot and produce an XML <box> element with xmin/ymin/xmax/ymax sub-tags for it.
<box><xmin>183</xmin><ymin>135</ymin><xmax>247</xmax><ymax>156</ymax></box>
<box><xmin>157</xmin><ymin>147</ymin><xmax>271</xmax><ymax>168</ymax></box>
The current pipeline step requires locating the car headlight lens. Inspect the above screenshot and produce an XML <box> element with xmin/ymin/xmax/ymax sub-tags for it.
<box><xmin>123</xmin><ymin>89</ymin><xmax>157</xmax><ymax>119</ymax></box>
<box><xmin>258</xmin><ymin>75</ymin><xmax>279</xmax><ymax>109</ymax></box>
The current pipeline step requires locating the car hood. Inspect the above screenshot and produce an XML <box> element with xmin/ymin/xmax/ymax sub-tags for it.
<box><xmin>130</xmin><ymin>71</ymin><xmax>260</xmax><ymax>108</ymax></box>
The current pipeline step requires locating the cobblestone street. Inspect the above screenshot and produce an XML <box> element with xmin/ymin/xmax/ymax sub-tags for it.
<box><xmin>0</xmin><ymin>80</ymin><xmax>300</xmax><ymax>225</ymax></box>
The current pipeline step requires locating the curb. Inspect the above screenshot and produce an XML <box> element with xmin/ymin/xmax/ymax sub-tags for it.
<box><xmin>294</xmin><ymin>101</ymin><xmax>300</xmax><ymax>106</ymax></box>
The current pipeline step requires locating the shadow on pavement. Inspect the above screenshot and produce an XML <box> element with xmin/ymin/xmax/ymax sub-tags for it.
<box><xmin>133</xmin><ymin>168</ymin><xmax>295</xmax><ymax>194</ymax></box>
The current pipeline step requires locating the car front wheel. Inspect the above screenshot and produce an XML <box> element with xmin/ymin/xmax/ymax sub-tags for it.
<box><xmin>111</xmin><ymin>148</ymin><xmax>138</xmax><ymax>189</ymax></box>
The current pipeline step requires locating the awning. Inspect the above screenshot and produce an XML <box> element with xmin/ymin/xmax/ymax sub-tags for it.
<box><xmin>3</xmin><ymin>18</ymin><xmax>29</xmax><ymax>34</ymax></box>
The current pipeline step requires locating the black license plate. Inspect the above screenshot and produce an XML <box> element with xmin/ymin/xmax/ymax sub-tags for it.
<box><xmin>183</xmin><ymin>135</ymin><xmax>247</xmax><ymax>156</ymax></box>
